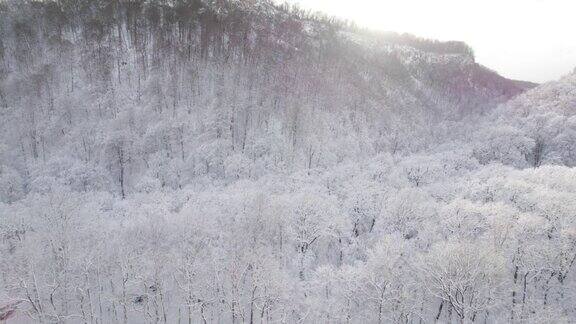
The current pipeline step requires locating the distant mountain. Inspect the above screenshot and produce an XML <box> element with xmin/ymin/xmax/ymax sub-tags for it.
<box><xmin>510</xmin><ymin>79</ymin><xmax>539</xmax><ymax>91</ymax></box>
<box><xmin>342</xmin><ymin>30</ymin><xmax>534</xmax><ymax>118</ymax></box>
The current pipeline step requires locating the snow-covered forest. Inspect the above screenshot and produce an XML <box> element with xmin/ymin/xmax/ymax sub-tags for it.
<box><xmin>1</xmin><ymin>0</ymin><xmax>576</xmax><ymax>323</ymax></box>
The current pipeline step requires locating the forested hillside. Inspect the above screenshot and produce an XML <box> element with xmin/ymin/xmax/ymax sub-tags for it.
<box><xmin>1</xmin><ymin>0</ymin><xmax>575</xmax><ymax>323</ymax></box>
<box><xmin>0</xmin><ymin>0</ymin><xmax>533</xmax><ymax>200</ymax></box>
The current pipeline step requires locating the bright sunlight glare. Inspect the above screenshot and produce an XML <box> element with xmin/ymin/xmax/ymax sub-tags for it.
<box><xmin>284</xmin><ymin>0</ymin><xmax>576</xmax><ymax>83</ymax></box>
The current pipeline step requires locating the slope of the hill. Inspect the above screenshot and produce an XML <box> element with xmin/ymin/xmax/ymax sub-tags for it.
<box><xmin>507</xmin><ymin>70</ymin><xmax>576</xmax><ymax>116</ymax></box>
<box><xmin>0</xmin><ymin>0</ymin><xmax>529</xmax><ymax>201</ymax></box>
<box><xmin>472</xmin><ymin>70</ymin><xmax>576</xmax><ymax>168</ymax></box>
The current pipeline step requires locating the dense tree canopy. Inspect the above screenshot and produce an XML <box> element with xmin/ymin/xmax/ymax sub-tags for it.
<box><xmin>1</xmin><ymin>0</ymin><xmax>574</xmax><ymax>323</ymax></box>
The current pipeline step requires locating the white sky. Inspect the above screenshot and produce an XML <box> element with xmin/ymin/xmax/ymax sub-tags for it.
<box><xmin>283</xmin><ymin>0</ymin><xmax>576</xmax><ymax>83</ymax></box>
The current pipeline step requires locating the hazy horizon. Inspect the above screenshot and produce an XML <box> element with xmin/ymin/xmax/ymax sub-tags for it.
<box><xmin>284</xmin><ymin>0</ymin><xmax>576</xmax><ymax>83</ymax></box>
